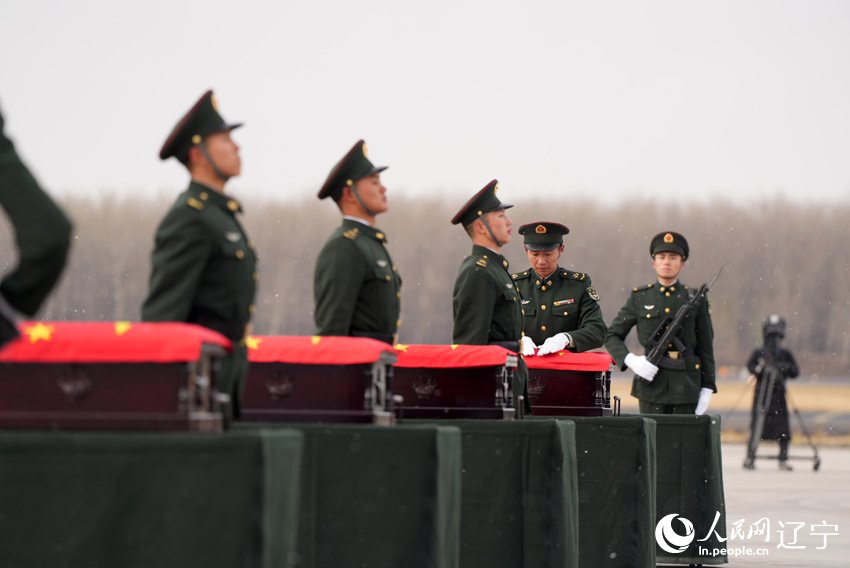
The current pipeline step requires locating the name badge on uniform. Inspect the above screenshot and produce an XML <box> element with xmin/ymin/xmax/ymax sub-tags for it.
<box><xmin>377</xmin><ymin>260</ymin><xmax>388</xmax><ymax>267</ymax></box>
<box><xmin>553</xmin><ymin>299</ymin><xmax>574</xmax><ymax>306</ymax></box>
<box><xmin>225</xmin><ymin>231</ymin><xmax>241</xmax><ymax>243</ymax></box>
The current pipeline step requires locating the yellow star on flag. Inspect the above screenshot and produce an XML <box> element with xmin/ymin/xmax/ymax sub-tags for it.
<box><xmin>311</xmin><ymin>336</ymin><xmax>322</xmax><ymax>345</ymax></box>
<box><xmin>245</xmin><ymin>336</ymin><xmax>262</xmax><ymax>350</ymax></box>
<box><xmin>114</xmin><ymin>321</ymin><xmax>132</xmax><ymax>336</ymax></box>
<box><xmin>450</xmin><ymin>344</ymin><xmax>459</xmax><ymax>350</ymax></box>
<box><xmin>394</xmin><ymin>344</ymin><xmax>409</xmax><ymax>352</ymax></box>
<box><xmin>24</xmin><ymin>323</ymin><xmax>55</xmax><ymax>344</ymax></box>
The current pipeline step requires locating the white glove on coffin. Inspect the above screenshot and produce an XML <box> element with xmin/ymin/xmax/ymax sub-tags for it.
<box><xmin>695</xmin><ymin>388</ymin><xmax>713</xmax><ymax>415</ymax></box>
<box><xmin>537</xmin><ymin>333</ymin><xmax>571</xmax><ymax>356</ymax></box>
<box><xmin>520</xmin><ymin>336</ymin><xmax>538</xmax><ymax>357</ymax></box>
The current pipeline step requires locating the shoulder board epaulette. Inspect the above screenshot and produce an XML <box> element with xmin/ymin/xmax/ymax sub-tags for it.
<box><xmin>476</xmin><ymin>258</ymin><xmax>488</xmax><ymax>268</ymax></box>
<box><xmin>561</xmin><ymin>270</ymin><xmax>587</xmax><ymax>281</ymax></box>
<box><xmin>186</xmin><ymin>197</ymin><xmax>204</xmax><ymax>210</ymax></box>
<box><xmin>632</xmin><ymin>283</ymin><xmax>655</xmax><ymax>292</ymax></box>
<box><xmin>343</xmin><ymin>228</ymin><xmax>360</xmax><ymax>240</ymax></box>
<box><xmin>511</xmin><ymin>271</ymin><xmax>531</xmax><ymax>280</ymax></box>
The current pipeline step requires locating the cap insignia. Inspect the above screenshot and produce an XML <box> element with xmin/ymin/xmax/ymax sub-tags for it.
<box><xmin>536</xmin><ymin>225</ymin><xmax>547</xmax><ymax>234</ymax></box>
<box><xmin>664</xmin><ymin>233</ymin><xmax>674</xmax><ymax>243</ymax></box>
<box><xmin>494</xmin><ymin>182</ymin><xmax>499</xmax><ymax>194</ymax></box>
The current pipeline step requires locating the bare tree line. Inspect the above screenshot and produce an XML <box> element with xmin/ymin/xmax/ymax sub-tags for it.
<box><xmin>2</xmin><ymin>193</ymin><xmax>848</xmax><ymax>376</ymax></box>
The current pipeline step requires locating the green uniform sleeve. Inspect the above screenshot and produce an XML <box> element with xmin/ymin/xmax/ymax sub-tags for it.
<box><xmin>314</xmin><ymin>237</ymin><xmax>366</xmax><ymax>336</ymax></box>
<box><xmin>570</xmin><ymin>277</ymin><xmax>608</xmax><ymax>352</ymax></box>
<box><xmin>452</xmin><ymin>264</ymin><xmax>496</xmax><ymax>345</ymax></box>
<box><xmin>694</xmin><ymin>297</ymin><xmax>716</xmax><ymax>392</ymax></box>
<box><xmin>0</xmin><ymin>113</ymin><xmax>72</xmax><ymax>315</ymax></box>
<box><xmin>142</xmin><ymin>207</ymin><xmax>213</xmax><ymax>322</ymax></box>
<box><xmin>605</xmin><ymin>293</ymin><xmax>637</xmax><ymax>371</ymax></box>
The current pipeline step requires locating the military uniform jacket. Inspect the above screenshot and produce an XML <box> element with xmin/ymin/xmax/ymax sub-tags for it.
<box><xmin>605</xmin><ymin>281</ymin><xmax>716</xmax><ymax>404</ymax></box>
<box><xmin>512</xmin><ymin>267</ymin><xmax>607</xmax><ymax>352</ymax></box>
<box><xmin>142</xmin><ymin>181</ymin><xmax>258</xmax><ymax>342</ymax></box>
<box><xmin>314</xmin><ymin>218</ymin><xmax>401</xmax><ymax>339</ymax></box>
<box><xmin>452</xmin><ymin>245</ymin><xmax>522</xmax><ymax>346</ymax></box>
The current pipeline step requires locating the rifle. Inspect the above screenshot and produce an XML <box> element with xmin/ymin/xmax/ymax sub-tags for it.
<box><xmin>644</xmin><ymin>266</ymin><xmax>723</xmax><ymax>368</ymax></box>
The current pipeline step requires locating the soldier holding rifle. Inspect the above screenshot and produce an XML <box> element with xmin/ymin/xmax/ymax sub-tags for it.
<box><xmin>605</xmin><ymin>232</ymin><xmax>717</xmax><ymax>414</ymax></box>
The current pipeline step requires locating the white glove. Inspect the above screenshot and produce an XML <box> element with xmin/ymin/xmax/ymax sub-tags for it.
<box><xmin>695</xmin><ymin>388</ymin><xmax>713</xmax><ymax>415</ymax></box>
<box><xmin>520</xmin><ymin>336</ymin><xmax>537</xmax><ymax>356</ymax></box>
<box><xmin>537</xmin><ymin>333</ymin><xmax>571</xmax><ymax>356</ymax></box>
<box><xmin>625</xmin><ymin>353</ymin><xmax>659</xmax><ymax>381</ymax></box>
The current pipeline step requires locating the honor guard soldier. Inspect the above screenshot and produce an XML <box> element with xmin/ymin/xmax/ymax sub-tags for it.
<box><xmin>142</xmin><ymin>90</ymin><xmax>257</xmax><ymax>417</ymax></box>
<box><xmin>451</xmin><ymin>180</ymin><xmax>529</xmax><ymax>413</ymax></box>
<box><xmin>314</xmin><ymin>140</ymin><xmax>401</xmax><ymax>344</ymax></box>
<box><xmin>605</xmin><ymin>232</ymin><xmax>716</xmax><ymax>414</ymax></box>
<box><xmin>512</xmin><ymin>222</ymin><xmax>607</xmax><ymax>356</ymax></box>
<box><xmin>744</xmin><ymin>315</ymin><xmax>800</xmax><ymax>470</ymax></box>
<box><xmin>0</xmin><ymin>104</ymin><xmax>72</xmax><ymax>348</ymax></box>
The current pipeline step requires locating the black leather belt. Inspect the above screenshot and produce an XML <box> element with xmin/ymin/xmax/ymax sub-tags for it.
<box><xmin>351</xmin><ymin>330</ymin><xmax>394</xmax><ymax>345</ymax></box>
<box><xmin>659</xmin><ymin>358</ymin><xmax>687</xmax><ymax>371</ymax></box>
<box><xmin>489</xmin><ymin>340</ymin><xmax>520</xmax><ymax>352</ymax></box>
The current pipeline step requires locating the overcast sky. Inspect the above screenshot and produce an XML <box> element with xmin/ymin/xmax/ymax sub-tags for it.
<box><xmin>1</xmin><ymin>0</ymin><xmax>848</xmax><ymax>204</ymax></box>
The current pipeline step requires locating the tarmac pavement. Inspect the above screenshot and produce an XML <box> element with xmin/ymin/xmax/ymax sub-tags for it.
<box><xmin>676</xmin><ymin>442</ymin><xmax>850</xmax><ymax>567</ymax></box>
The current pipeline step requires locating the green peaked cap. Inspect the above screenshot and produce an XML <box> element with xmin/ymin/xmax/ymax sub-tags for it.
<box><xmin>159</xmin><ymin>90</ymin><xmax>242</xmax><ymax>163</ymax></box>
<box><xmin>318</xmin><ymin>140</ymin><xmax>388</xmax><ymax>201</ymax></box>
<box><xmin>451</xmin><ymin>180</ymin><xmax>513</xmax><ymax>226</ymax></box>
<box><xmin>518</xmin><ymin>222</ymin><xmax>570</xmax><ymax>251</ymax></box>
<box><xmin>650</xmin><ymin>231</ymin><xmax>689</xmax><ymax>260</ymax></box>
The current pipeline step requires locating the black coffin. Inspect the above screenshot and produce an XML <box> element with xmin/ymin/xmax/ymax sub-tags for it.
<box><xmin>392</xmin><ymin>344</ymin><xmax>517</xmax><ymax>419</ymax></box>
<box><xmin>0</xmin><ymin>322</ymin><xmax>229</xmax><ymax>431</ymax></box>
<box><xmin>525</xmin><ymin>350</ymin><xmax>614</xmax><ymax>416</ymax></box>
<box><xmin>243</xmin><ymin>336</ymin><xmax>397</xmax><ymax>425</ymax></box>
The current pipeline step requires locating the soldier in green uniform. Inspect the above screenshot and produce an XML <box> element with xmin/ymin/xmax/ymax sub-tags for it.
<box><xmin>314</xmin><ymin>140</ymin><xmax>401</xmax><ymax>344</ymax></box>
<box><xmin>605</xmin><ymin>232</ymin><xmax>716</xmax><ymax>414</ymax></box>
<box><xmin>511</xmin><ymin>222</ymin><xmax>607</xmax><ymax>356</ymax></box>
<box><xmin>142</xmin><ymin>90</ymin><xmax>257</xmax><ymax>416</ymax></box>
<box><xmin>451</xmin><ymin>180</ymin><xmax>530</xmax><ymax>413</ymax></box>
<box><xmin>0</xmin><ymin>104</ymin><xmax>72</xmax><ymax>348</ymax></box>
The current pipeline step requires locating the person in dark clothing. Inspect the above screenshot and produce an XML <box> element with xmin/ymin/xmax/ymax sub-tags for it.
<box><xmin>744</xmin><ymin>315</ymin><xmax>799</xmax><ymax>470</ymax></box>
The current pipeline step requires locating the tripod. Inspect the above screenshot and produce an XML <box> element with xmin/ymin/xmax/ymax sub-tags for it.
<box><xmin>742</xmin><ymin>362</ymin><xmax>821</xmax><ymax>471</ymax></box>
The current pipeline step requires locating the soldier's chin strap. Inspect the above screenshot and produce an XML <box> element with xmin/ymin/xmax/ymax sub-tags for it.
<box><xmin>196</xmin><ymin>141</ymin><xmax>230</xmax><ymax>182</ymax></box>
<box><xmin>478</xmin><ymin>212</ymin><xmax>502</xmax><ymax>247</ymax></box>
<box><xmin>348</xmin><ymin>182</ymin><xmax>375</xmax><ymax>218</ymax></box>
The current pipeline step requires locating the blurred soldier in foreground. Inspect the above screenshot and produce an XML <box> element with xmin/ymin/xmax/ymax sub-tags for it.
<box><xmin>744</xmin><ymin>315</ymin><xmax>799</xmax><ymax>471</ymax></box>
<box><xmin>142</xmin><ymin>90</ymin><xmax>257</xmax><ymax>417</ymax></box>
<box><xmin>0</xmin><ymin>104</ymin><xmax>72</xmax><ymax>349</ymax></box>
<box><xmin>451</xmin><ymin>180</ymin><xmax>529</xmax><ymax>414</ymax></box>
<box><xmin>605</xmin><ymin>232</ymin><xmax>716</xmax><ymax>414</ymax></box>
<box><xmin>511</xmin><ymin>222</ymin><xmax>606</xmax><ymax>356</ymax></box>
<box><xmin>314</xmin><ymin>140</ymin><xmax>401</xmax><ymax>344</ymax></box>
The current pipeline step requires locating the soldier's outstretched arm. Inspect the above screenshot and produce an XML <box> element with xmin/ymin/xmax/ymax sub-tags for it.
<box><xmin>570</xmin><ymin>276</ymin><xmax>608</xmax><ymax>352</ymax></box>
<box><xmin>452</xmin><ymin>267</ymin><xmax>496</xmax><ymax>345</ymax></box>
<box><xmin>314</xmin><ymin>238</ymin><xmax>365</xmax><ymax>336</ymax></box>
<box><xmin>0</xmin><ymin>110</ymin><xmax>72</xmax><ymax>316</ymax></box>
<box><xmin>141</xmin><ymin>208</ymin><xmax>212</xmax><ymax>322</ymax></box>
<box><xmin>605</xmin><ymin>294</ymin><xmax>637</xmax><ymax>371</ymax></box>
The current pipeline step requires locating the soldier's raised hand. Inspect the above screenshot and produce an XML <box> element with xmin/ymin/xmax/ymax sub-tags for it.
<box><xmin>625</xmin><ymin>353</ymin><xmax>659</xmax><ymax>381</ymax></box>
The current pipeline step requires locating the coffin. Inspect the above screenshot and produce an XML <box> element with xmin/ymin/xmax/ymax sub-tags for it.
<box><xmin>392</xmin><ymin>344</ymin><xmax>518</xmax><ymax>419</ymax></box>
<box><xmin>243</xmin><ymin>336</ymin><xmax>397</xmax><ymax>425</ymax></box>
<box><xmin>0</xmin><ymin>322</ymin><xmax>230</xmax><ymax>431</ymax></box>
<box><xmin>525</xmin><ymin>351</ymin><xmax>614</xmax><ymax>416</ymax></box>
